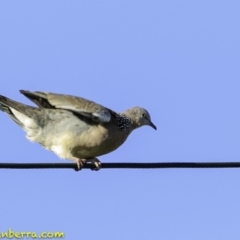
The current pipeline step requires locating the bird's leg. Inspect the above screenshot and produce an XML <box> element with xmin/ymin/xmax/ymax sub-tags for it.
<box><xmin>71</xmin><ymin>157</ymin><xmax>101</xmax><ymax>171</ymax></box>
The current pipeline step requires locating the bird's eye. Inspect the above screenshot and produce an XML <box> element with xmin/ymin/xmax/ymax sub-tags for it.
<box><xmin>142</xmin><ymin>113</ymin><xmax>147</xmax><ymax>118</ymax></box>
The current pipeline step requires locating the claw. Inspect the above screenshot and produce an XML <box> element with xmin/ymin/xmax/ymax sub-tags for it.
<box><xmin>89</xmin><ymin>158</ymin><xmax>101</xmax><ymax>171</ymax></box>
<box><xmin>73</xmin><ymin>159</ymin><xmax>86</xmax><ymax>171</ymax></box>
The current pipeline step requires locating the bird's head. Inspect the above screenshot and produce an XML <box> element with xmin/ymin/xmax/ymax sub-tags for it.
<box><xmin>123</xmin><ymin>107</ymin><xmax>157</xmax><ymax>130</ymax></box>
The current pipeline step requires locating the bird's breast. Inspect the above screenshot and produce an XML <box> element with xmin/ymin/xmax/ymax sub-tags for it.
<box><xmin>70</xmin><ymin>123</ymin><xmax>128</xmax><ymax>159</ymax></box>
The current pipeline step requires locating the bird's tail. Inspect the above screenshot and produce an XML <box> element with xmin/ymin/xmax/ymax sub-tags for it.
<box><xmin>0</xmin><ymin>95</ymin><xmax>39</xmax><ymax>131</ymax></box>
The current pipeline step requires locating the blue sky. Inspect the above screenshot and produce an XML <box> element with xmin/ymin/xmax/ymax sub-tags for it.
<box><xmin>0</xmin><ymin>1</ymin><xmax>240</xmax><ymax>239</ymax></box>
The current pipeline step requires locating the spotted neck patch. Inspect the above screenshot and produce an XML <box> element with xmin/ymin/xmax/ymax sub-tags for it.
<box><xmin>114</xmin><ymin>113</ymin><xmax>132</xmax><ymax>132</ymax></box>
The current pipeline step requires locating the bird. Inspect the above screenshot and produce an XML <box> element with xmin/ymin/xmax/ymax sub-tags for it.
<box><xmin>0</xmin><ymin>90</ymin><xmax>157</xmax><ymax>170</ymax></box>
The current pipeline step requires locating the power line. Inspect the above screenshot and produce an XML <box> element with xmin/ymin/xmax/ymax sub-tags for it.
<box><xmin>1</xmin><ymin>162</ymin><xmax>240</xmax><ymax>171</ymax></box>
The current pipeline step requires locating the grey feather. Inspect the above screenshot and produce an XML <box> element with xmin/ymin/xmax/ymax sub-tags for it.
<box><xmin>20</xmin><ymin>90</ymin><xmax>111</xmax><ymax>123</ymax></box>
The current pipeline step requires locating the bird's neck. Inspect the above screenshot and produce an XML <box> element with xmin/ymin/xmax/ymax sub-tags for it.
<box><xmin>122</xmin><ymin>110</ymin><xmax>139</xmax><ymax>132</ymax></box>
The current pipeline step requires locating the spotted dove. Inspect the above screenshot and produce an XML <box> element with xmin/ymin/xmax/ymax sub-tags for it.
<box><xmin>0</xmin><ymin>90</ymin><xmax>156</xmax><ymax>170</ymax></box>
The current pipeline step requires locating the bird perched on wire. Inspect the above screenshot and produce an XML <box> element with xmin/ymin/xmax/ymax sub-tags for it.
<box><xmin>0</xmin><ymin>90</ymin><xmax>157</xmax><ymax>170</ymax></box>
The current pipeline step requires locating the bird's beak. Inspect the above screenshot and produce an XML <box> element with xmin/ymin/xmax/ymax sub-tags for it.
<box><xmin>149</xmin><ymin>121</ymin><xmax>157</xmax><ymax>130</ymax></box>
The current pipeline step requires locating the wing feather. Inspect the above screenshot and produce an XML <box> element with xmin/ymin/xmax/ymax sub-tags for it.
<box><xmin>20</xmin><ymin>90</ymin><xmax>111</xmax><ymax>123</ymax></box>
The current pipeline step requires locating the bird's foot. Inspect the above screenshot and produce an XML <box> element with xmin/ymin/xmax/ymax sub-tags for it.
<box><xmin>73</xmin><ymin>158</ymin><xmax>86</xmax><ymax>171</ymax></box>
<box><xmin>87</xmin><ymin>158</ymin><xmax>102</xmax><ymax>171</ymax></box>
<box><xmin>72</xmin><ymin>158</ymin><xmax>101</xmax><ymax>171</ymax></box>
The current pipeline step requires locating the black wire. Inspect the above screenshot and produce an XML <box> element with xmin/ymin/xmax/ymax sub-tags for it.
<box><xmin>1</xmin><ymin>162</ymin><xmax>240</xmax><ymax>170</ymax></box>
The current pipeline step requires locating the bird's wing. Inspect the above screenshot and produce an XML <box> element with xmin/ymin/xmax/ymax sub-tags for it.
<box><xmin>20</xmin><ymin>90</ymin><xmax>112</xmax><ymax>123</ymax></box>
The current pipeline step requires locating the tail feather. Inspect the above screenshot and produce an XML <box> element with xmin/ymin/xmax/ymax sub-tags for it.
<box><xmin>0</xmin><ymin>95</ymin><xmax>25</xmax><ymax>126</ymax></box>
<box><xmin>0</xmin><ymin>104</ymin><xmax>23</xmax><ymax>126</ymax></box>
<box><xmin>0</xmin><ymin>95</ymin><xmax>39</xmax><ymax>130</ymax></box>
